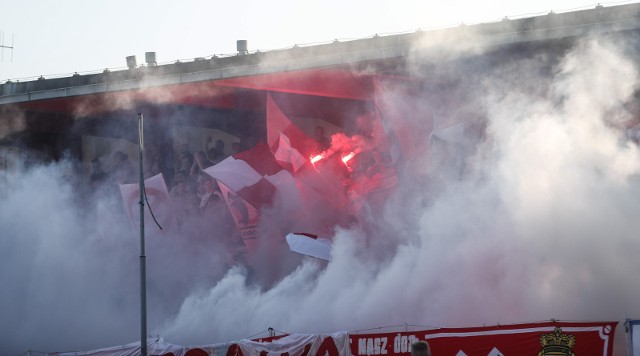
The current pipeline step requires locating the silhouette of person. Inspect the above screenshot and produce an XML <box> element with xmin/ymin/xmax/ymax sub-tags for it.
<box><xmin>411</xmin><ymin>341</ymin><xmax>431</xmax><ymax>356</ymax></box>
<box><xmin>315</xmin><ymin>125</ymin><xmax>331</xmax><ymax>152</ymax></box>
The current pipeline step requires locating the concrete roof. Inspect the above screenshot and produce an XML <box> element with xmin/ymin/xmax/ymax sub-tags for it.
<box><xmin>2</xmin><ymin>2</ymin><xmax>640</xmax><ymax>106</ymax></box>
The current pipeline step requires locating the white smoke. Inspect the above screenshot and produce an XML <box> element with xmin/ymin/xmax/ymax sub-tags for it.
<box><xmin>0</xmin><ymin>161</ymin><xmax>229</xmax><ymax>354</ymax></box>
<box><xmin>2</xmin><ymin>34</ymin><xmax>640</xmax><ymax>356</ymax></box>
<box><xmin>159</xmin><ymin>36</ymin><xmax>640</xmax><ymax>354</ymax></box>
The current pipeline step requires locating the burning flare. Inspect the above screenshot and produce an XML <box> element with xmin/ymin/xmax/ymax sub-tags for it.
<box><xmin>341</xmin><ymin>152</ymin><xmax>355</xmax><ymax>165</ymax></box>
<box><xmin>310</xmin><ymin>154</ymin><xmax>324</xmax><ymax>164</ymax></box>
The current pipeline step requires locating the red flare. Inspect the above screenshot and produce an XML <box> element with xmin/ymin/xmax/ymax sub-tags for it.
<box><xmin>310</xmin><ymin>154</ymin><xmax>323</xmax><ymax>164</ymax></box>
<box><xmin>341</xmin><ymin>152</ymin><xmax>355</xmax><ymax>165</ymax></box>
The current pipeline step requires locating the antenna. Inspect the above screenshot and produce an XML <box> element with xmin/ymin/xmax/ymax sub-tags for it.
<box><xmin>0</xmin><ymin>30</ymin><xmax>15</xmax><ymax>62</ymax></box>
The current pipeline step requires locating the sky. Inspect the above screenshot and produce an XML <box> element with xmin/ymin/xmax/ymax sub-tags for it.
<box><xmin>1</xmin><ymin>0</ymin><xmax>638</xmax><ymax>81</ymax></box>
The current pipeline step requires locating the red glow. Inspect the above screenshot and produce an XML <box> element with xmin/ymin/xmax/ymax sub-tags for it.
<box><xmin>341</xmin><ymin>152</ymin><xmax>355</xmax><ymax>165</ymax></box>
<box><xmin>310</xmin><ymin>154</ymin><xmax>324</xmax><ymax>164</ymax></box>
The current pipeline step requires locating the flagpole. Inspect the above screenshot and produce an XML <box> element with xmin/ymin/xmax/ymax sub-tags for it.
<box><xmin>138</xmin><ymin>113</ymin><xmax>148</xmax><ymax>356</ymax></box>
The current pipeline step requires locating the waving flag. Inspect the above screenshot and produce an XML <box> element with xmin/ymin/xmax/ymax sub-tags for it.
<box><xmin>204</xmin><ymin>142</ymin><xmax>350</xmax><ymax>242</ymax></box>
<box><xmin>217</xmin><ymin>180</ymin><xmax>261</xmax><ymax>248</ymax></box>
<box><xmin>202</xmin><ymin>144</ymin><xmax>279</xmax><ymax>247</ymax></box>
<box><xmin>119</xmin><ymin>173</ymin><xmax>175</xmax><ymax>232</ymax></box>
<box><xmin>267</xmin><ymin>93</ymin><xmax>319</xmax><ymax>172</ymax></box>
<box><xmin>204</xmin><ymin>143</ymin><xmax>280</xmax><ymax>210</ymax></box>
<box><xmin>285</xmin><ymin>233</ymin><xmax>332</xmax><ymax>261</ymax></box>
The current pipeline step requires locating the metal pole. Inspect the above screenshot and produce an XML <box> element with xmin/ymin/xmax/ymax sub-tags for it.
<box><xmin>625</xmin><ymin>318</ymin><xmax>632</xmax><ymax>356</ymax></box>
<box><xmin>138</xmin><ymin>113</ymin><xmax>147</xmax><ymax>356</ymax></box>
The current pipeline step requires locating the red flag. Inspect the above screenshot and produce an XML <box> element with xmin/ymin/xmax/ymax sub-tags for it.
<box><xmin>267</xmin><ymin>93</ymin><xmax>319</xmax><ymax>172</ymax></box>
<box><xmin>233</xmin><ymin>143</ymin><xmax>283</xmax><ymax>176</ymax></box>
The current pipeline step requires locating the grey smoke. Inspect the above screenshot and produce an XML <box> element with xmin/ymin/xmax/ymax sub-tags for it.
<box><xmin>1</xmin><ymin>34</ymin><xmax>640</xmax><ymax>356</ymax></box>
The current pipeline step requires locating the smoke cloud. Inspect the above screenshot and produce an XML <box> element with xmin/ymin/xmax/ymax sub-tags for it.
<box><xmin>2</xmin><ymin>32</ymin><xmax>640</xmax><ymax>356</ymax></box>
<box><xmin>161</xmin><ymin>36</ymin><xmax>640</xmax><ymax>352</ymax></box>
<box><xmin>0</xmin><ymin>160</ymin><xmax>230</xmax><ymax>353</ymax></box>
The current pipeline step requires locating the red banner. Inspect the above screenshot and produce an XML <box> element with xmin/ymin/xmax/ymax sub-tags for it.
<box><xmin>51</xmin><ymin>321</ymin><xmax>618</xmax><ymax>355</ymax></box>
<box><xmin>349</xmin><ymin>321</ymin><xmax>616</xmax><ymax>356</ymax></box>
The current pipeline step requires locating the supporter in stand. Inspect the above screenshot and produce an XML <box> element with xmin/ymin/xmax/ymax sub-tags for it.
<box><xmin>204</xmin><ymin>136</ymin><xmax>216</xmax><ymax>158</ymax></box>
<box><xmin>110</xmin><ymin>150</ymin><xmax>135</xmax><ymax>184</ymax></box>
<box><xmin>190</xmin><ymin>150</ymin><xmax>214</xmax><ymax>182</ymax></box>
<box><xmin>178</xmin><ymin>143</ymin><xmax>193</xmax><ymax>160</ymax></box>
<box><xmin>177</xmin><ymin>152</ymin><xmax>192</xmax><ymax>175</ymax></box>
<box><xmin>143</xmin><ymin>144</ymin><xmax>162</xmax><ymax>178</ymax></box>
<box><xmin>411</xmin><ymin>341</ymin><xmax>431</xmax><ymax>356</ymax></box>
<box><xmin>315</xmin><ymin>125</ymin><xmax>331</xmax><ymax>152</ymax></box>
<box><xmin>232</xmin><ymin>141</ymin><xmax>242</xmax><ymax>154</ymax></box>
<box><xmin>170</xmin><ymin>171</ymin><xmax>199</xmax><ymax>228</ymax></box>
<box><xmin>211</xmin><ymin>139</ymin><xmax>228</xmax><ymax>164</ymax></box>
<box><xmin>195</xmin><ymin>176</ymin><xmax>246</xmax><ymax>267</ymax></box>
<box><xmin>176</xmin><ymin>144</ymin><xmax>194</xmax><ymax>176</ymax></box>
<box><xmin>148</xmin><ymin>141</ymin><xmax>175</xmax><ymax>189</ymax></box>
<box><xmin>206</xmin><ymin>147</ymin><xmax>218</xmax><ymax>164</ymax></box>
<box><xmin>198</xmin><ymin>178</ymin><xmax>222</xmax><ymax>214</ymax></box>
<box><xmin>89</xmin><ymin>158</ymin><xmax>107</xmax><ymax>186</ymax></box>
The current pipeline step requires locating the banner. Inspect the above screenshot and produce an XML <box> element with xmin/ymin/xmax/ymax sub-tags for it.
<box><xmin>50</xmin><ymin>333</ymin><xmax>349</xmax><ymax>356</ymax></box>
<box><xmin>119</xmin><ymin>173</ymin><xmax>175</xmax><ymax>232</ymax></box>
<box><xmin>349</xmin><ymin>321</ymin><xmax>617</xmax><ymax>356</ymax></box>
<box><xmin>218</xmin><ymin>180</ymin><xmax>261</xmax><ymax>249</ymax></box>
<box><xmin>47</xmin><ymin>322</ymin><xmax>618</xmax><ymax>355</ymax></box>
<box><xmin>231</xmin><ymin>332</ymin><xmax>350</xmax><ymax>356</ymax></box>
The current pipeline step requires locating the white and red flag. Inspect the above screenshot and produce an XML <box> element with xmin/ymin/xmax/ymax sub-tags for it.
<box><xmin>216</xmin><ymin>180</ymin><xmax>261</xmax><ymax>248</ymax></box>
<box><xmin>203</xmin><ymin>143</ymin><xmax>280</xmax><ymax>210</ymax></box>
<box><xmin>119</xmin><ymin>173</ymin><xmax>175</xmax><ymax>232</ymax></box>
<box><xmin>204</xmin><ymin>142</ymin><xmax>344</xmax><ymax>240</ymax></box>
<box><xmin>203</xmin><ymin>144</ymin><xmax>281</xmax><ymax>247</ymax></box>
<box><xmin>267</xmin><ymin>93</ymin><xmax>319</xmax><ymax>173</ymax></box>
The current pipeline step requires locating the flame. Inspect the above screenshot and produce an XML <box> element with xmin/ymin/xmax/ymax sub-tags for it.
<box><xmin>342</xmin><ymin>152</ymin><xmax>355</xmax><ymax>165</ymax></box>
<box><xmin>310</xmin><ymin>154</ymin><xmax>324</xmax><ymax>164</ymax></box>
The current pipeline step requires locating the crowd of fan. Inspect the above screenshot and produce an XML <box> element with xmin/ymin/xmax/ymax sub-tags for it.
<box><xmin>87</xmin><ymin>138</ymin><xmax>242</xmax><ymax>233</ymax></box>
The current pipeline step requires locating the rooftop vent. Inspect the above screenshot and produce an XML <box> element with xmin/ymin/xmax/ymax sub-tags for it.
<box><xmin>237</xmin><ymin>40</ymin><xmax>248</xmax><ymax>55</ymax></box>
<box><xmin>126</xmin><ymin>55</ymin><xmax>137</xmax><ymax>69</ymax></box>
<box><xmin>145</xmin><ymin>52</ymin><xmax>157</xmax><ymax>66</ymax></box>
